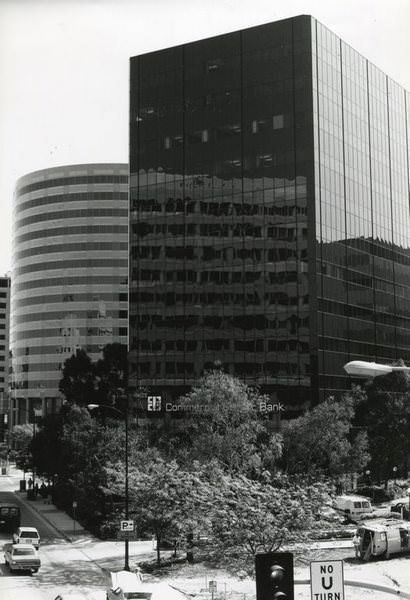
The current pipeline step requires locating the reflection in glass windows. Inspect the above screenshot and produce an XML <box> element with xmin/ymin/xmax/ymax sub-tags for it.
<box><xmin>130</xmin><ymin>15</ymin><xmax>410</xmax><ymax>410</ymax></box>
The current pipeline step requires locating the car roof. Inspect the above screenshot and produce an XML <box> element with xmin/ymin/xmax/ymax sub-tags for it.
<box><xmin>360</xmin><ymin>518</ymin><xmax>410</xmax><ymax>531</ymax></box>
<box><xmin>336</xmin><ymin>495</ymin><xmax>370</xmax><ymax>502</ymax></box>
<box><xmin>19</xmin><ymin>526</ymin><xmax>39</xmax><ymax>532</ymax></box>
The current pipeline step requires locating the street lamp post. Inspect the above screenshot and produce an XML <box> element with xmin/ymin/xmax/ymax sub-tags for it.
<box><xmin>88</xmin><ymin>398</ymin><xmax>130</xmax><ymax>571</ymax></box>
<box><xmin>344</xmin><ymin>360</ymin><xmax>410</xmax><ymax>378</ymax></box>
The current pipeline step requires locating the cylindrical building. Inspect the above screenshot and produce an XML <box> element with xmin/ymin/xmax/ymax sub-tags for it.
<box><xmin>10</xmin><ymin>163</ymin><xmax>128</xmax><ymax>423</ymax></box>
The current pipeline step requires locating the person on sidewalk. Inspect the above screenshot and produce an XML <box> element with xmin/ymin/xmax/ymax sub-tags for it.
<box><xmin>352</xmin><ymin>531</ymin><xmax>361</xmax><ymax>559</ymax></box>
<box><xmin>40</xmin><ymin>482</ymin><xmax>47</xmax><ymax>499</ymax></box>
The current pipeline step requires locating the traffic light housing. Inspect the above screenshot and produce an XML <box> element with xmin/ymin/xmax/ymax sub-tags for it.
<box><xmin>255</xmin><ymin>552</ymin><xmax>294</xmax><ymax>600</ymax></box>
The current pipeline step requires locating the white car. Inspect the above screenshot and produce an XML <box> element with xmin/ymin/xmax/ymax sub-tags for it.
<box><xmin>107</xmin><ymin>571</ymin><xmax>187</xmax><ymax>599</ymax></box>
<box><xmin>4</xmin><ymin>543</ymin><xmax>41</xmax><ymax>573</ymax></box>
<box><xmin>13</xmin><ymin>526</ymin><xmax>40</xmax><ymax>549</ymax></box>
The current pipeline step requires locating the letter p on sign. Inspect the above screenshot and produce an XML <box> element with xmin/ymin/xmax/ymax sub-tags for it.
<box><xmin>310</xmin><ymin>560</ymin><xmax>344</xmax><ymax>600</ymax></box>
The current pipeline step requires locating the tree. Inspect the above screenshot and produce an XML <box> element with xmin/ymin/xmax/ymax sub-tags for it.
<box><xmin>95</xmin><ymin>343</ymin><xmax>128</xmax><ymax>407</ymax></box>
<box><xmin>59</xmin><ymin>344</ymin><xmax>128</xmax><ymax>409</ymax></box>
<box><xmin>281</xmin><ymin>394</ymin><xmax>369</xmax><ymax>478</ymax></box>
<box><xmin>203</xmin><ymin>464</ymin><xmax>331</xmax><ymax>564</ymax></box>
<box><xmin>159</xmin><ymin>370</ymin><xmax>282</xmax><ymax>476</ymax></box>
<box><xmin>29</xmin><ymin>414</ymin><xmax>63</xmax><ymax>483</ymax></box>
<box><xmin>106</xmin><ymin>454</ymin><xmax>210</xmax><ymax>566</ymax></box>
<box><xmin>354</xmin><ymin>365</ymin><xmax>410</xmax><ymax>482</ymax></box>
<box><xmin>59</xmin><ymin>349</ymin><xmax>98</xmax><ymax>406</ymax></box>
<box><xmin>37</xmin><ymin>404</ymin><xmax>126</xmax><ymax>528</ymax></box>
<box><xmin>9</xmin><ymin>424</ymin><xmax>33</xmax><ymax>473</ymax></box>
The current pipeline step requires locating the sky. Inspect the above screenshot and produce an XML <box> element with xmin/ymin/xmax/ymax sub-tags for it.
<box><xmin>1</xmin><ymin>0</ymin><xmax>409</xmax><ymax>276</ymax></box>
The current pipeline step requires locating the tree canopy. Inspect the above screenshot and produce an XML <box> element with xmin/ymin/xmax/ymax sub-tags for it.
<box><xmin>59</xmin><ymin>349</ymin><xmax>98</xmax><ymax>406</ymax></box>
<box><xmin>281</xmin><ymin>394</ymin><xmax>369</xmax><ymax>478</ymax></box>
<box><xmin>354</xmin><ymin>365</ymin><xmax>410</xmax><ymax>481</ymax></box>
<box><xmin>106</xmin><ymin>453</ymin><xmax>209</xmax><ymax>565</ymax></box>
<box><xmin>158</xmin><ymin>369</ymin><xmax>282</xmax><ymax>476</ymax></box>
<box><xmin>59</xmin><ymin>343</ymin><xmax>128</xmax><ymax>408</ymax></box>
<box><xmin>208</xmin><ymin>467</ymin><xmax>330</xmax><ymax>559</ymax></box>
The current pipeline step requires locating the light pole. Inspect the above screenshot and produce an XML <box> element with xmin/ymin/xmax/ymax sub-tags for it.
<box><xmin>88</xmin><ymin>398</ymin><xmax>130</xmax><ymax>571</ymax></box>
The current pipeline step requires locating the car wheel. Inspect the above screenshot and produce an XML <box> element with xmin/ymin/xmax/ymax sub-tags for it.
<box><xmin>32</xmin><ymin>568</ymin><xmax>39</xmax><ymax>574</ymax></box>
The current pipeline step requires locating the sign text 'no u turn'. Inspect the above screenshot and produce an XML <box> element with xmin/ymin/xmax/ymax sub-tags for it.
<box><xmin>310</xmin><ymin>560</ymin><xmax>344</xmax><ymax>600</ymax></box>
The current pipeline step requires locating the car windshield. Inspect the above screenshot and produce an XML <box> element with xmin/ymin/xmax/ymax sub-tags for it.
<box><xmin>21</xmin><ymin>531</ymin><xmax>38</xmax><ymax>537</ymax></box>
<box><xmin>14</xmin><ymin>548</ymin><xmax>35</xmax><ymax>555</ymax></box>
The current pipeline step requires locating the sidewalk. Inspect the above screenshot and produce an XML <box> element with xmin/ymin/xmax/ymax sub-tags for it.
<box><xmin>17</xmin><ymin>489</ymin><xmax>87</xmax><ymax>542</ymax></box>
<box><xmin>7</xmin><ymin>465</ymin><xmax>87</xmax><ymax>542</ymax></box>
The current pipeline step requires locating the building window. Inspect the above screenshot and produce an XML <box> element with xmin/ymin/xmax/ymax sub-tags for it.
<box><xmin>206</xmin><ymin>58</ymin><xmax>223</xmax><ymax>72</ymax></box>
<box><xmin>273</xmin><ymin>114</ymin><xmax>284</xmax><ymax>129</ymax></box>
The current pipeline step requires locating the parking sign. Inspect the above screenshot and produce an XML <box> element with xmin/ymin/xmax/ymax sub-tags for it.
<box><xmin>120</xmin><ymin>520</ymin><xmax>134</xmax><ymax>532</ymax></box>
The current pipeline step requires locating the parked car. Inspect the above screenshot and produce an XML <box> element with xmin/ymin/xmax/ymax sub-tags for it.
<box><xmin>390</xmin><ymin>502</ymin><xmax>410</xmax><ymax>520</ymax></box>
<box><xmin>107</xmin><ymin>571</ymin><xmax>186</xmax><ymax>599</ymax></box>
<box><xmin>3</xmin><ymin>543</ymin><xmax>41</xmax><ymax>573</ymax></box>
<box><xmin>357</xmin><ymin>517</ymin><xmax>410</xmax><ymax>560</ymax></box>
<box><xmin>0</xmin><ymin>503</ymin><xmax>21</xmax><ymax>533</ymax></box>
<box><xmin>13</xmin><ymin>526</ymin><xmax>40</xmax><ymax>549</ymax></box>
<box><xmin>332</xmin><ymin>495</ymin><xmax>373</xmax><ymax>521</ymax></box>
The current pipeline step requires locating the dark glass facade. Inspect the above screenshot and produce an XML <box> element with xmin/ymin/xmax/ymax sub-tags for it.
<box><xmin>129</xmin><ymin>16</ymin><xmax>410</xmax><ymax>410</ymax></box>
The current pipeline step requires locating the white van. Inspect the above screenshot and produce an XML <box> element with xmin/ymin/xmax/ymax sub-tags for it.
<box><xmin>332</xmin><ymin>495</ymin><xmax>373</xmax><ymax>520</ymax></box>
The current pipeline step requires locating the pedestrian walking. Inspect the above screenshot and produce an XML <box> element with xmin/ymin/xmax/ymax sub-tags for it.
<box><xmin>352</xmin><ymin>531</ymin><xmax>360</xmax><ymax>558</ymax></box>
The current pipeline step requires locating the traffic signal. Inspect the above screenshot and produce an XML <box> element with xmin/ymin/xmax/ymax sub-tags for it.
<box><xmin>255</xmin><ymin>551</ymin><xmax>294</xmax><ymax>600</ymax></box>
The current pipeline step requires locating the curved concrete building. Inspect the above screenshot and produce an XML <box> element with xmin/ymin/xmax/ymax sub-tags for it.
<box><xmin>10</xmin><ymin>163</ymin><xmax>128</xmax><ymax>423</ymax></box>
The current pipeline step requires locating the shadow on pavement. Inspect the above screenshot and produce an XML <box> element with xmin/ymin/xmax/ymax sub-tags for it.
<box><xmin>33</xmin><ymin>560</ymin><xmax>110</xmax><ymax>590</ymax></box>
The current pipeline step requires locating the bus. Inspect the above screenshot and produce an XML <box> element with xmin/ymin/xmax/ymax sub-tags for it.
<box><xmin>0</xmin><ymin>503</ymin><xmax>21</xmax><ymax>533</ymax></box>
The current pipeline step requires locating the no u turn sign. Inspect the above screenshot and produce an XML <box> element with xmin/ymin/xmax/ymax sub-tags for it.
<box><xmin>310</xmin><ymin>560</ymin><xmax>344</xmax><ymax>600</ymax></box>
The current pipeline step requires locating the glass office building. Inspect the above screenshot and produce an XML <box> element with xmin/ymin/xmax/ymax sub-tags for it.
<box><xmin>129</xmin><ymin>16</ymin><xmax>410</xmax><ymax>411</ymax></box>
<box><xmin>11</xmin><ymin>164</ymin><xmax>128</xmax><ymax>424</ymax></box>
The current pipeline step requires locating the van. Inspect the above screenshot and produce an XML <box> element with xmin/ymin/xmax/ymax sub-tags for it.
<box><xmin>357</xmin><ymin>517</ymin><xmax>410</xmax><ymax>560</ymax></box>
<box><xmin>332</xmin><ymin>495</ymin><xmax>373</xmax><ymax>520</ymax></box>
<box><xmin>0</xmin><ymin>504</ymin><xmax>21</xmax><ymax>533</ymax></box>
